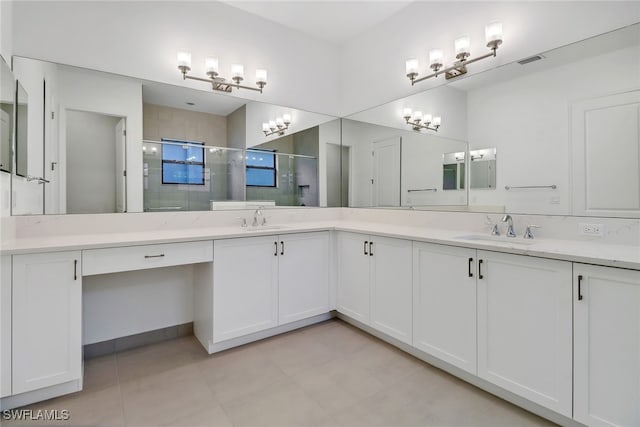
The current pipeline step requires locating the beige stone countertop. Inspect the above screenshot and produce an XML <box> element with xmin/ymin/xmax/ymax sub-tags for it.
<box><xmin>2</xmin><ymin>220</ymin><xmax>639</xmax><ymax>271</ymax></box>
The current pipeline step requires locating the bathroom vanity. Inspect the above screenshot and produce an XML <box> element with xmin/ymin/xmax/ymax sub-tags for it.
<box><xmin>1</xmin><ymin>208</ymin><xmax>639</xmax><ymax>427</ymax></box>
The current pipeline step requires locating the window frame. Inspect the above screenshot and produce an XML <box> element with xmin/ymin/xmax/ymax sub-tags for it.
<box><xmin>246</xmin><ymin>148</ymin><xmax>277</xmax><ymax>188</ymax></box>
<box><xmin>160</xmin><ymin>139</ymin><xmax>205</xmax><ymax>186</ymax></box>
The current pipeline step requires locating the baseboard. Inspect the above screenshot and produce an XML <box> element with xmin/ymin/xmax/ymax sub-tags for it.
<box><xmin>83</xmin><ymin>322</ymin><xmax>194</xmax><ymax>359</ymax></box>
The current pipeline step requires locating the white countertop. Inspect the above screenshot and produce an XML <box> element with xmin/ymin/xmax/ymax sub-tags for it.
<box><xmin>2</xmin><ymin>220</ymin><xmax>639</xmax><ymax>270</ymax></box>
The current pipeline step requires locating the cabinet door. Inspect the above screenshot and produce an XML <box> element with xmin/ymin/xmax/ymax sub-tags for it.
<box><xmin>477</xmin><ymin>251</ymin><xmax>572</xmax><ymax>417</ymax></box>
<box><xmin>278</xmin><ymin>232</ymin><xmax>330</xmax><ymax>325</ymax></box>
<box><xmin>1</xmin><ymin>255</ymin><xmax>11</xmax><ymax>397</ymax></box>
<box><xmin>213</xmin><ymin>236</ymin><xmax>278</xmax><ymax>343</ymax></box>
<box><xmin>370</xmin><ymin>236</ymin><xmax>412</xmax><ymax>344</ymax></box>
<box><xmin>13</xmin><ymin>251</ymin><xmax>82</xmax><ymax>394</ymax></box>
<box><xmin>413</xmin><ymin>243</ymin><xmax>476</xmax><ymax>374</ymax></box>
<box><xmin>337</xmin><ymin>232</ymin><xmax>371</xmax><ymax>324</ymax></box>
<box><xmin>574</xmin><ymin>264</ymin><xmax>640</xmax><ymax>427</ymax></box>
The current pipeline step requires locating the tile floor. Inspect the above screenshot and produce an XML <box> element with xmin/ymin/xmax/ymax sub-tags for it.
<box><xmin>5</xmin><ymin>319</ymin><xmax>557</xmax><ymax>427</ymax></box>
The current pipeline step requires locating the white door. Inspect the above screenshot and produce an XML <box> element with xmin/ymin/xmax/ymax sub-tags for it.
<box><xmin>278</xmin><ymin>232</ymin><xmax>330</xmax><ymax>325</ymax></box>
<box><xmin>337</xmin><ymin>232</ymin><xmax>371</xmax><ymax>324</ymax></box>
<box><xmin>369</xmin><ymin>236</ymin><xmax>412</xmax><ymax>344</ymax></box>
<box><xmin>413</xmin><ymin>242</ymin><xmax>477</xmax><ymax>374</ymax></box>
<box><xmin>572</xmin><ymin>90</ymin><xmax>640</xmax><ymax>217</ymax></box>
<box><xmin>476</xmin><ymin>251</ymin><xmax>572</xmax><ymax>417</ymax></box>
<box><xmin>12</xmin><ymin>251</ymin><xmax>82</xmax><ymax>394</ymax></box>
<box><xmin>371</xmin><ymin>137</ymin><xmax>401</xmax><ymax>207</ymax></box>
<box><xmin>115</xmin><ymin>118</ymin><xmax>126</xmax><ymax>213</ymax></box>
<box><xmin>574</xmin><ymin>264</ymin><xmax>640</xmax><ymax>427</ymax></box>
<box><xmin>213</xmin><ymin>236</ymin><xmax>278</xmax><ymax>343</ymax></box>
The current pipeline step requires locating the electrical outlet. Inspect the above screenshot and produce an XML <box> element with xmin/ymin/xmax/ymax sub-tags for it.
<box><xmin>579</xmin><ymin>223</ymin><xmax>605</xmax><ymax>236</ymax></box>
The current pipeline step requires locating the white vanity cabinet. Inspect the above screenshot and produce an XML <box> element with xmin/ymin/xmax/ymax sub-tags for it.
<box><xmin>212</xmin><ymin>232</ymin><xmax>329</xmax><ymax>345</ymax></box>
<box><xmin>12</xmin><ymin>251</ymin><xmax>82</xmax><ymax>394</ymax></box>
<box><xmin>476</xmin><ymin>250</ymin><xmax>573</xmax><ymax>417</ymax></box>
<box><xmin>213</xmin><ymin>236</ymin><xmax>279</xmax><ymax>343</ymax></box>
<box><xmin>278</xmin><ymin>232</ymin><xmax>330</xmax><ymax>325</ymax></box>
<box><xmin>337</xmin><ymin>232</ymin><xmax>412</xmax><ymax>344</ymax></box>
<box><xmin>573</xmin><ymin>264</ymin><xmax>640</xmax><ymax>427</ymax></box>
<box><xmin>413</xmin><ymin>242</ymin><xmax>477</xmax><ymax>374</ymax></box>
<box><xmin>1</xmin><ymin>255</ymin><xmax>11</xmax><ymax>397</ymax></box>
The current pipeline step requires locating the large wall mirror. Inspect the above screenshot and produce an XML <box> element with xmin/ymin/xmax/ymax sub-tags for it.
<box><xmin>9</xmin><ymin>58</ymin><xmax>340</xmax><ymax>215</ymax></box>
<box><xmin>342</xmin><ymin>23</ymin><xmax>640</xmax><ymax>217</ymax></box>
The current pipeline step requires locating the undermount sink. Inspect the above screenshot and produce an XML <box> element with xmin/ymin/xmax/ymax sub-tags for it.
<box><xmin>243</xmin><ymin>225</ymin><xmax>288</xmax><ymax>232</ymax></box>
<box><xmin>454</xmin><ymin>234</ymin><xmax>535</xmax><ymax>246</ymax></box>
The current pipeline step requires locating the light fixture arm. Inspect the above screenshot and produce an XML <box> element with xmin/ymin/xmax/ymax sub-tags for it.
<box><xmin>410</xmin><ymin>48</ymin><xmax>497</xmax><ymax>85</ymax></box>
<box><xmin>404</xmin><ymin>117</ymin><xmax>440</xmax><ymax>132</ymax></box>
<box><xmin>181</xmin><ymin>72</ymin><xmax>265</xmax><ymax>93</ymax></box>
<box><xmin>263</xmin><ymin>123</ymin><xmax>290</xmax><ymax>137</ymax></box>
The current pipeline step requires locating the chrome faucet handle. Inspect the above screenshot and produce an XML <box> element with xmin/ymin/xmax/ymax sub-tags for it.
<box><xmin>502</xmin><ymin>214</ymin><xmax>516</xmax><ymax>238</ymax></box>
<box><xmin>523</xmin><ymin>225</ymin><xmax>541</xmax><ymax>239</ymax></box>
<box><xmin>486</xmin><ymin>215</ymin><xmax>500</xmax><ymax>236</ymax></box>
<box><xmin>262</xmin><ymin>216</ymin><xmax>267</xmax><ymax>226</ymax></box>
<box><xmin>238</xmin><ymin>217</ymin><xmax>247</xmax><ymax>228</ymax></box>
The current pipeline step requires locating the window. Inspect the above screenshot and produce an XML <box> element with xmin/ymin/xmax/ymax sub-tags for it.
<box><xmin>161</xmin><ymin>139</ymin><xmax>205</xmax><ymax>185</ymax></box>
<box><xmin>246</xmin><ymin>149</ymin><xmax>276</xmax><ymax>187</ymax></box>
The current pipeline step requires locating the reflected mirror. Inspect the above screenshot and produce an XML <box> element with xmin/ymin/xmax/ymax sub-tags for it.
<box><xmin>0</xmin><ymin>57</ymin><xmax>14</xmax><ymax>174</ymax></box>
<box><xmin>15</xmin><ymin>82</ymin><xmax>28</xmax><ymax>177</ymax></box>
<box><xmin>10</xmin><ymin>58</ymin><xmax>339</xmax><ymax>214</ymax></box>
<box><xmin>343</xmin><ymin>23</ymin><xmax>640</xmax><ymax>217</ymax></box>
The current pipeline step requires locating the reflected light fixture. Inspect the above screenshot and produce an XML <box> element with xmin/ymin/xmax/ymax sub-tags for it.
<box><xmin>177</xmin><ymin>51</ymin><xmax>267</xmax><ymax>93</ymax></box>
<box><xmin>403</xmin><ymin>108</ymin><xmax>441</xmax><ymax>132</ymax></box>
<box><xmin>263</xmin><ymin>114</ymin><xmax>292</xmax><ymax>137</ymax></box>
<box><xmin>406</xmin><ymin>21</ymin><xmax>503</xmax><ymax>84</ymax></box>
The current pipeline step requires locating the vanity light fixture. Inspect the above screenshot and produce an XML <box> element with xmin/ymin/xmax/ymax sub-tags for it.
<box><xmin>263</xmin><ymin>114</ymin><xmax>292</xmax><ymax>137</ymax></box>
<box><xmin>403</xmin><ymin>108</ymin><xmax>441</xmax><ymax>132</ymax></box>
<box><xmin>405</xmin><ymin>21</ymin><xmax>503</xmax><ymax>84</ymax></box>
<box><xmin>177</xmin><ymin>51</ymin><xmax>267</xmax><ymax>93</ymax></box>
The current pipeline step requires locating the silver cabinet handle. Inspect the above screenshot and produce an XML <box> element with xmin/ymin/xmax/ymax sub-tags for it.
<box><xmin>144</xmin><ymin>254</ymin><xmax>165</xmax><ymax>259</ymax></box>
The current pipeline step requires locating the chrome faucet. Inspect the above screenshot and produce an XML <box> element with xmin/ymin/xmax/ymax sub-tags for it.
<box><xmin>486</xmin><ymin>215</ymin><xmax>500</xmax><ymax>236</ymax></box>
<box><xmin>252</xmin><ymin>206</ymin><xmax>266</xmax><ymax>227</ymax></box>
<box><xmin>502</xmin><ymin>214</ymin><xmax>516</xmax><ymax>237</ymax></box>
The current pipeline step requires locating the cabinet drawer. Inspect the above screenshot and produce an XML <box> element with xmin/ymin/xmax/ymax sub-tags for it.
<box><xmin>83</xmin><ymin>241</ymin><xmax>213</xmax><ymax>276</ymax></box>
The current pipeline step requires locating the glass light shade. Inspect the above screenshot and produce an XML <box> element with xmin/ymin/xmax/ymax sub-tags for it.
<box><xmin>403</xmin><ymin>108</ymin><xmax>412</xmax><ymax>119</ymax></box>
<box><xmin>413</xmin><ymin>111</ymin><xmax>423</xmax><ymax>122</ymax></box>
<box><xmin>433</xmin><ymin>116</ymin><xmax>442</xmax><ymax>126</ymax></box>
<box><xmin>455</xmin><ymin>36</ymin><xmax>471</xmax><ymax>57</ymax></box>
<box><xmin>423</xmin><ymin>114</ymin><xmax>433</xmax><ymax>124</ymax></box>
<box><xmin>142</xmin><ymin>146</ymin><xmax>147</xmax><ymax>151</ymax></box>
<box><xmin>262</xmin><ymin>123</ymin><xmax>270</xmax><ymax>132</ymax></box>
<box><xmin>269</xmin><ymin>120</ymin><xmax>276</xmax><ymax>130</ymax></box>
<box><xmin>276</xmin><ymin>117</ymin><xmax>284</xmax><ymax>127</ymax></box>
<box><xmin>256</xmin><ymin>69</ymin><xmax>267</xmax><ymax>84</ymax></box>
<box><xmin>177</xmin><ymin>51</ymin><xmax>192</xmax><ymax>68</ymax></box>
<box><xmin>205</xmin><ymin>57</ymin><xmax>219</xmax><ymax>74</ymax></box>
<box><xmin>282</xmin><ymin>113</ymin><xmax>292</xmax><ymax>124</ymax></box>
<box><xmin>231</xmin><ymin>64</ymin><xmax>244</xmax><ymax>79</ymax></box>
<box><xmin>429</xmin><ymin>49</ymin><xmax>444</xmax><ymax>67</ymax></box>
<box><xmin>485</xmin><ymin>22</ymin><xmax>503</xmax><ymax>44</ymax></box>
<box><xmin>405</xmin><ymin>58</ymin><xmax>419</xmax><ymax>75</ymax></box>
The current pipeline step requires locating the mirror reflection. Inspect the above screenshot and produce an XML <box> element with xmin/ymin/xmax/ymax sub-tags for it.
<box><xmin>0</xmin><ymin>58</ymin><xmax>13</xmax><ymax>174</ymax></box>
<box><xmin>343</xmin><ymin>23</ymin><xmax>640</xmax><ymax>217</ymax></box>
<box><xmin>9</xmin><ymin>58</ymin><xmax>339</xmax><ymax>215</ymax></box>
<box><xmin>15</xmin><ymin>82</ymin><xmax>28</xmax><ymax>177</ymax></box>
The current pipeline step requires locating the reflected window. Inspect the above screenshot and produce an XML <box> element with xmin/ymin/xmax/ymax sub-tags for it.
<box><xmin>246</xmin><ymin>149</ymin><xmax>276</xmax><ymax>187</ymax></box>
<box><xmin>161</xmin><ymin>139</ymin><xmax>204</xmax><ymax>185</ymax></box>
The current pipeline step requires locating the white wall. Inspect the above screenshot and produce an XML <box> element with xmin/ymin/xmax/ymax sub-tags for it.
<box><xmin>341</xmin><ymin>119</ymin><xmax>467</xmax><ymax>208</ymax></box>
<box><xmin>66</xmin><ymin>111</ymin><xmax>120</xmax><ymax>214</ymax></box>
<box><xmin>57</xmin><ymin>66</ymin><xmax>143</xmax><ymax>213</ymax></box>
<box><xmin>467</xmin><ymin>44</ymin><xmax>640</xmax><ymax>215</ymax></box>
<box><xmin>340</xmin><ymin>1</ymin><xmax>640</xmax><ymax>115</ymax></box>
<box><xmin>11</xmin><ymin>1</ymin><xmax>341</xmax><ymax>116</ymax></box>
<box><xmin>0</xmin><ymin>0</ymin><xmax>12</xmax><ymax>62</ymax></box>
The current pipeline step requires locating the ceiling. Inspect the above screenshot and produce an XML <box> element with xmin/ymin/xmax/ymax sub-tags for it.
<box><xmin>221</xmin><ymin>0</ymin><xmax>413</xmax><ymax>45</ymax></box>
